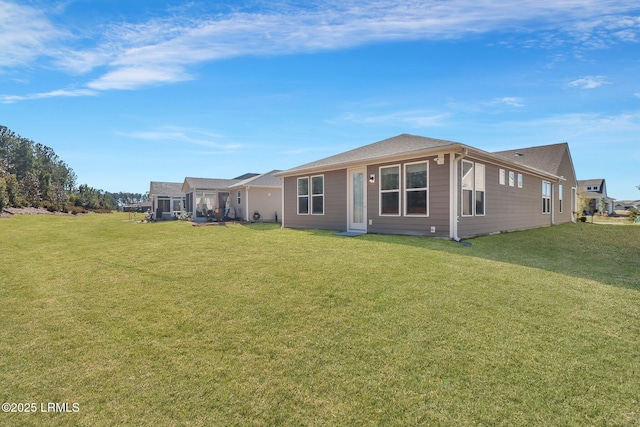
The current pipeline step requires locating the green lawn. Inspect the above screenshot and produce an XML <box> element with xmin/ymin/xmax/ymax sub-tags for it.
<box><xmin>1</xmin><ymin>213</ymin><xmax>639</xmax><ymax>426</ymax></box>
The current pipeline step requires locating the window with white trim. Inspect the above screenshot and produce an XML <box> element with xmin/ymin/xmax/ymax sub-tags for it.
<box><xmin>558</xmin><ymin>184</ymin><xmax>563</xmax><ymax>213</ymax></box>
<box><xmin>462</xmin><ymin>160</ymin><xmax>485</xmax><ymax>216</ymax></box>
<box><xmin>542</xmin><ymin>181</ymin><xmax>551</xmax><ymax>214</ymax></box>
<box><xmin>499</xmin><ymin>169</ymin><xmax>506</xmax><ymax>185</ymax></box>
<box><xmin>297</xmin><ymin>177</ymin><xmax>309</xmax><ymax>214</ymax></box>
<box><xmin>297</xmin><ymin>176</ymin><xmax>324</xmax><ymax>215</ymax></box>
<box><xmin>509</xmin><ymin>171</ymin><xmax>515</xmax><ymax>187</ymax></box>
<box><xmin>517</xmin><ymin>173</ymin><xmax>523</xmax><ymax>188</ymax></box>
<box><xmin>404</xmin><ymin>161</ymin><xmax>428</xmax><ymax>216</ymax></box>
<box><xmin>380</xmin><ymin>165</ymin><xmax>400</xmax><ymax>215</ymax></box>
<box><xmin>237</xmin><ymin>190</ymin><xmax>241</xmax><ymax>205</ymax></box>
<box><xmin>475</xmin><ymin>163</ymin><xmax>485</xmax><ymax>216</ymax></box>
<box><xmin>311</xmin><ymin>175</ymin><xmax>324</xmax><ymax>215</ymax></box>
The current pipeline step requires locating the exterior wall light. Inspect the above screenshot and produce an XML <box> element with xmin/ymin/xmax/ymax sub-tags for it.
<box><xmin>369</xmin><ymin>173</ymin><xmax>376</xmax><ymax>184</ymax></box>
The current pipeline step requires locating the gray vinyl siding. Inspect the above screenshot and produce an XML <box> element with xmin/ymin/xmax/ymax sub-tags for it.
<box><xmin>283</xmin><ymin>170</ymin><xmax>347</xmax><ymax>230</ymax></box>
<box><xmin>458</xmin><ymin>160</ymin><xmax>553</xmax><ymax>238</ymax></box>
<box><xmin>247</xmin><ymin>187</ymin><xmax>281</xmax><ymax>222</ymax></box>
<box><xmin>367</xmin><ymin>155</ymin><xmax>451</xmax><ymax>238</ymax></box>
<box><xmin>554</xmin><ymin>150</ymin><xmax>578</xmax><ymax>224</ymax></box>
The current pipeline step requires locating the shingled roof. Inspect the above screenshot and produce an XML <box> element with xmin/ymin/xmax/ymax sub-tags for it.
<box><xmin>231</xmin><ymin>170</ymin><xmax>283</xmax><ymax>188</ymax></box>
<box><xmin>278</xmin><ymin>134</ymin><xmax>461</xmax><ymax>174</ymax></box>
<box><xmin>183</xmin><ymin>177</ymin><xmax>242</xmax><ymax>190</ymax></box>
<box><xmin>492</xmin><ymin>143</ymin><xmax>570</xmax><ymax>176</ymax></box>
<box><xmin>149</xmin><ymin>181</ymin><xmax>184</xmax><ymax>197</ymax></box>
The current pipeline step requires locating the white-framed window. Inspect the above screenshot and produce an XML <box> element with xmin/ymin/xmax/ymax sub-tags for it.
<box><xmin>297</xmin><ymin>175</ymin><xmax>324</xmax><ymax>215</ymax></box>
<box><xmin>475</xmin><ymin>163</ymin><xmax>485</xmax><ymax>216</ymax></box>
<box><xmin>517</xmin><ymin>173</ymin><xmax>523</xmax><ymax>188</ymax></box>
<box><xmin>237</xmin><ymin>190</ymin><xmax>241</xmax><ymax>205</ymax></box>
<box><xmin>380</xmin><ymin>165</ymin><xmax>401</xmax><ymax>216</ymax></box>
<box><xmin>297</xmin><ymin>177</ymin><xmax>309</xmax><ymax>215</ymax></box>
<box><xmin>462</xmin><ymin>160</ymin><xmax>485</xmax><ymax>216</ymax></box>
<box><xmin>542</xmin><ymin>181</ymin><xmax>551</xmax><ymax>214</ymax></box>
<box><xmin>499</xmin><ymin>169</ymin><xmax>506</xmax><ymax>185</ymax></box>
<box><xmin>404</xmin><ymin>161</ymin><xmax>428</xmax><ymax>216</ymax></box>
<box><xmin>311</xmin><ymin>175</ymin><xmax>324</xmax><ymax>215</ymax></box>
<box><xmin>558</xmin><ymin>184</ymin><xmax>563</xmax><ymax>213</ymax></box>
<box><xmin>509</xmin><ymin>171</ymin><xmax>515</xmax><ymax>187</ymax></box>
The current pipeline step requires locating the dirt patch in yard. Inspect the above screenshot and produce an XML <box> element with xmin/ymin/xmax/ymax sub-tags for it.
<box><xmin>1</xmin><ymin>207</ymin><xmax>82</xmax><ymax>218</ymax></box>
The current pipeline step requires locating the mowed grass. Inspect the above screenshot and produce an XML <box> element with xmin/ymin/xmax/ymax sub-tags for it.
<box><xmin>1</xmin><ymin>213</ymin><xmax>639</xmax><ymax>426</ymax></box>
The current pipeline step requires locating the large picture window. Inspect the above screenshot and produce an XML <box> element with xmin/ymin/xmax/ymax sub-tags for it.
<box><xmin>404</xmin><ymin>162</ymin><xmax>428</xmax><ymax>216</ymax></box>
<box><xmin>461</xmin><ymin>160</ymin><xmax>485</xmax><ymax>216</ymax></box>
<box><xmin>542</xmin><ymin>181</ymin><xmax>551</xmax><ymax>214</ymax></box>
<box><xmin>380</xmin><ymin>165</ymin><xmax>400</xmax><ymax>215</ymax></box>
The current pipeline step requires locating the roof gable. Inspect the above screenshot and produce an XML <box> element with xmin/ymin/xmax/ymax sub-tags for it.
<box><xmin>492</xmin><ymin>143</ymin><xmax>570</xmax><ymax>176</ymax></box>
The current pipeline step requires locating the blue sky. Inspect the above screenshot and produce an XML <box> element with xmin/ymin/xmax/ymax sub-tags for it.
<box><xmin>1</xmin><ymin>0</ymin><xmax>639</xmax><ymax>200</ymax></box>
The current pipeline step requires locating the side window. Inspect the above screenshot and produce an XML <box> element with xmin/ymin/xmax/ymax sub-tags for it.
<box><xmin>404</xmin><ymin>162</ymin><xmax>428</xmax><ymax>216</ymax></box>
<box><xmin>542</xmin><ymin>181</ymin><xmax>551</xmax><ymax>213</ymax></box>
<box><xmin>380</xmin><ymin>165</ymin><xmax>400</xmax><ymax>215</ymax></box>
<box><xmin>297</xmin><ymin>177</ymin><xmax>309</xmax><ymax>214</ymax></box>
<box><xmin>461</xmin><ymin>160</ymin><xmax>485</xmax><ymax>216</ymax></box>
<box><xmin>558</xmin><ymin>184</ymin><xmax>563</xmax><ymax>213</ymax></box>
<box><xmin>311</xmin><ymin>175</ymin><xmax>324</xmax><ymax>215</ymax></box>
<box><xmin>461</xmin><ymin>160</ymin><xmax>474</xmax><ymax>216</ymax></box>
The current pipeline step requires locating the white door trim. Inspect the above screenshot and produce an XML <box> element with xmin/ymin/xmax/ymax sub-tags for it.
<box><xmin>348</xmin><ymin>167</ymin><xmax>367</xmax><ymax>232</ymax></box>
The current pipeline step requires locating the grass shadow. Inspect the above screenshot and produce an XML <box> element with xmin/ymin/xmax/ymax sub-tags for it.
<box><xmin>358</xmin><ymin>223</ymin><xmax>640</xmax><ymax>291</ymax></box>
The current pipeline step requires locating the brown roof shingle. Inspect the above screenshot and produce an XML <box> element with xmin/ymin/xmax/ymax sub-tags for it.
<box><xmin>279</xmin><ymin>134</ymin><xmax>461</xmax><ymax>174</ymax></box>
<box><xmin>492</xmin><ymin>143</ymin><xmax>569</xmax><ymax>176</ymax></box>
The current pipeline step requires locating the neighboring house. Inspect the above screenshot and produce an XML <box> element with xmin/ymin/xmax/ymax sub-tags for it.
<box><xmin>182</xmin><ymin>172</ymin><xmax>283</xmax><ymax>222</ymax></box>
<box><xmin>614</xmin><ymin>200</ymin><xmax>640</xmax><ymax>211</ymax></box>
<box><xmin>577</xmin><ymin>179</ymin><xmax>614</xmax><ymax>215</ymax></box>
<box><xmin>182</xmin><ymin>177</ymin><xmax>242</xmax><ymax>221</ymax></box>
<box><xmin>122</xmin><ymin>201</ymin><xmax>152</xmax><ymax>213</ymax></box>
<box><xmin>275</xmin><ymin>134</ymin><xmax>578</xmax><ymax>239</ymax></box>
<box><xmin>149</xmin><ymin>181</ymin><xmax>185</xmax><ymax>220</ymax></box>
<box><xmin>229</xmin><ymin>170</ymin><xmax>283</xmax><ymax>222</ymax></box>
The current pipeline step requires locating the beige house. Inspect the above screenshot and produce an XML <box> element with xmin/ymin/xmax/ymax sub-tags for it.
<box><xmin>275</xmin><ymin>134</ymin><xmax>578</xmax><ymax>239</ymax></box>
<box><xmin>229</xmin><ymin>170</ymin><xmax>283</xmax><ymax>222</ymax></box>
<box><xmin>577</xmin><ymin>179</ymin><xmax>614</xmax><ymax>215</ymax></box>
<box><xmin>149</xmin><ymin>181</ymin><xmax>185</xmax><ymax>220</ymax></box>
<box><xmin>182</xmin><ymin>172</ymin><xmax>282</xmax><ymax>222</ymax></box>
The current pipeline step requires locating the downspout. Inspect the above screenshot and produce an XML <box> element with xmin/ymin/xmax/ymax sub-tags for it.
<box><xmin>551</xmin><ymin>183</ymin><xmax>555</xmax><ymax>226</ymax></box>
<box><xmin>450</xmin><ymin>149</ymin><xmax>467</xmax><ymax>241</ymax></box>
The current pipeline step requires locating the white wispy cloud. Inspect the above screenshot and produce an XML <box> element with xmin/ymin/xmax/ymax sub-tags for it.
<box><xmin>119</xmin><ymin>127</ymin><xmax>243</xmax><ymax>150</ymax></box>
<box><xmin>337</xmin><ymin>110</ymin><xmax>451</xmax><ymax>127</ymax></box>
<box><xmin>568</xmin><ymin>75</ymin><xmax>610</xmax><ymax>89</ymax></box>
<box><xmin>2</xmin><ymin>0</ymin><xmax>640</xmax><ymax>98</ymax></box>
<box><xmin>492</xmin><ymin>97</ymin><xmax>525</xmax><ymax>107</ymax></box>
<box><xmin>0</xmin><ymin>88</ymin><xmax>97</xmax><ymax>104</ymax></box>
<box><xmin>0</xmin><ymin>0</ymin><xmax>66</xmax><ymax>68</ymax></box>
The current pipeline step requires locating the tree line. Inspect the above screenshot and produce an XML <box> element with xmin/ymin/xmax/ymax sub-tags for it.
<box><xmin>0</xmin><ymin>125</ymin><xmax>147</xmax><ymax>212</ymax></box>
